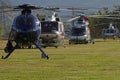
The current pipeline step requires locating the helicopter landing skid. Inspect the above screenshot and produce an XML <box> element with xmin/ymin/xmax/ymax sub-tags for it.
<box><xmin>35</xmin><ymin>43</ymin><xmax>49</xmax><ymax>59</ymax></box>
<box><xmin>2</xmin><ymin>43</ymin><xmax>49</xmax><ymax>59</ymax></box>
<box><xmin>2</xmin><ymin>45</ymin><xmax>17</xmax><ymax>59</ymax></box>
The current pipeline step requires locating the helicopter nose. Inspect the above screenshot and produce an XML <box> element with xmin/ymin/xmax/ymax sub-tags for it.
<box><xmin>22</xmin><ymin>28</ymin><xmax>27</xmax><ymax>32</ymax></box>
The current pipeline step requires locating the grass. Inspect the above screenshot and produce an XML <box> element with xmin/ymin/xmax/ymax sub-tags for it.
<box><xmin>0</xmin><ymin>39</ymin><xmax>120</xmax><ymax>80</ymax></box>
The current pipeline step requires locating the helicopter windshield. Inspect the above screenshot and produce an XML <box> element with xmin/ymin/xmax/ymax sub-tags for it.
<box><xmin>106</xmin><ymin>29</ymin><xmax>116</xmax><ymax>33</ymax></box>
<box><xmin>41</xmin><ymin>21</ymin><xmax>58</xmax><ymax>33</ymax></box>
<box><xmin>12</xmin><ymin>14</ymin><xmax>40</xmax><ymax>32</ymax></box>
<box><xmin>71</xmin><ymin>27</ymin><xmax>86</xmax><ymax>36</ymax></box>
<box><xmin>103</xmin><ymin>28</ymin><xmax>117</xmax><ymax>34</ymax></box>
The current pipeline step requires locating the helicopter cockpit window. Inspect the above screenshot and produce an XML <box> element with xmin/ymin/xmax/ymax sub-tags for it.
<box><xmin>41</xmin><ymin>22</ymin><xmax>58</xmax><ymax>33</ymax></box>
<box><xmin>110</xmin><ymin>29</ymin><xmax>116</xmax><ymax>33</ymax></box>
<box><xmin>13</xmin><ymin>15</ymin><xmax>38</xmax><ymax>31</ymax></box>
<box><xmin>77</xmin><ymin>18</ymin><xmax>84</xmax><ymax>24</ymax></box>
<box><xmin>71</xmin><ymin>27</ymin><xmax>86</xmax><ymax>36</ymax></box>
<box><xmin>106</xmin><ymin>29</ymin><xmax>116</xmax><ymax>33</ymax></box>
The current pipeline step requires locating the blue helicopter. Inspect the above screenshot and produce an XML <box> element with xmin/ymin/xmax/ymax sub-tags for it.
<box><xmin>2</xmin><ymin>4</ymin><xmax>49</xmax><ymax>59</ymax></box>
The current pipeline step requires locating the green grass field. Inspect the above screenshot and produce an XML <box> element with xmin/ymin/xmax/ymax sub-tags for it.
<box><xmin>0</xmin><ymin>39</ymin><xmax>120</xmax><ymax>80</ymax></box>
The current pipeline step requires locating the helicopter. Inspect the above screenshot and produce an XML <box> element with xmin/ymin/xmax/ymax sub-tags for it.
<box><xmin>67</xmin><ymin>13</ymin><xmax>120</xmax><ymax>43</ymax></box>
<box><xmin>39</xmin><ymin>12</ymin><xmax>65</xmax><ymax>48</ymax></box>
<box><xmin>89</xmin><ymin>14</ymin><xmax>120</xmax><ymax>39</ymax></box>
<box><xmin>68</xmin><ymin>15</ymin><xmax>95</xmax><ymax>44</ymax></box>
<box><xmin>2</xmin><ymin>4</ymin><xmax>49</xmax><ymax>59</ymax></box>
<box><xmin>102</xmin><ymin>23</ymin><xmax>120</xmax><ymax>40</ymax></box>
<box><xmin>50</xmin><ymin>7</ymin><xmax>96</xmax><ymax>44</ymax></box>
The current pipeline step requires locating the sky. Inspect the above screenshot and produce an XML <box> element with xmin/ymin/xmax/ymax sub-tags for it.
<box><xmin>10</xmin><ymin>0</ymin><xmax>120</xmax><ymax>9</ymax></box>
<box><xmin>9</xmin><ymin>0</ymin><xmax>120</xmax><ymax>20</ymax></box>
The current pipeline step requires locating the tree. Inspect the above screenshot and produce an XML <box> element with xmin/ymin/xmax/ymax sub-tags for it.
<box><xmin>0</xmin><ymin>25</ymin><xmax>2</xmax><ymax>38</ymax></box>
<box><xmin>97</xmin><ymin>7</ymin><xmax>110</xmax><ymax>15</ymax></box>
<box><xmin>112</xmin><ymin>5</ymin><xmax>120</xmax><ymax>14</ymax></box>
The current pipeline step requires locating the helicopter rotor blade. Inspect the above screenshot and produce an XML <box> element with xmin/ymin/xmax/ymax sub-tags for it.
<box><xmin>14</xmin><ymin>4</ymin><xmax>43</xmax><ymax>10</ymax></box>
<box><xmin>67</xmin><ymin>16</ymin><xmax>81</xmax><ymax>22</ymax></box>
<box><xmin>43</xmin><ymin>7</ymin><xmax>60</xmax><ymax>11</ymax></box>
<box><xmin>89</xmin><ymin>15</ymin><xmax>120</xmax><ymax>19</ymax></box>
<box><xmin>0</xmin><ymin>9</ymin><xmax>19</xmax><ymax>13</ymax></box>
